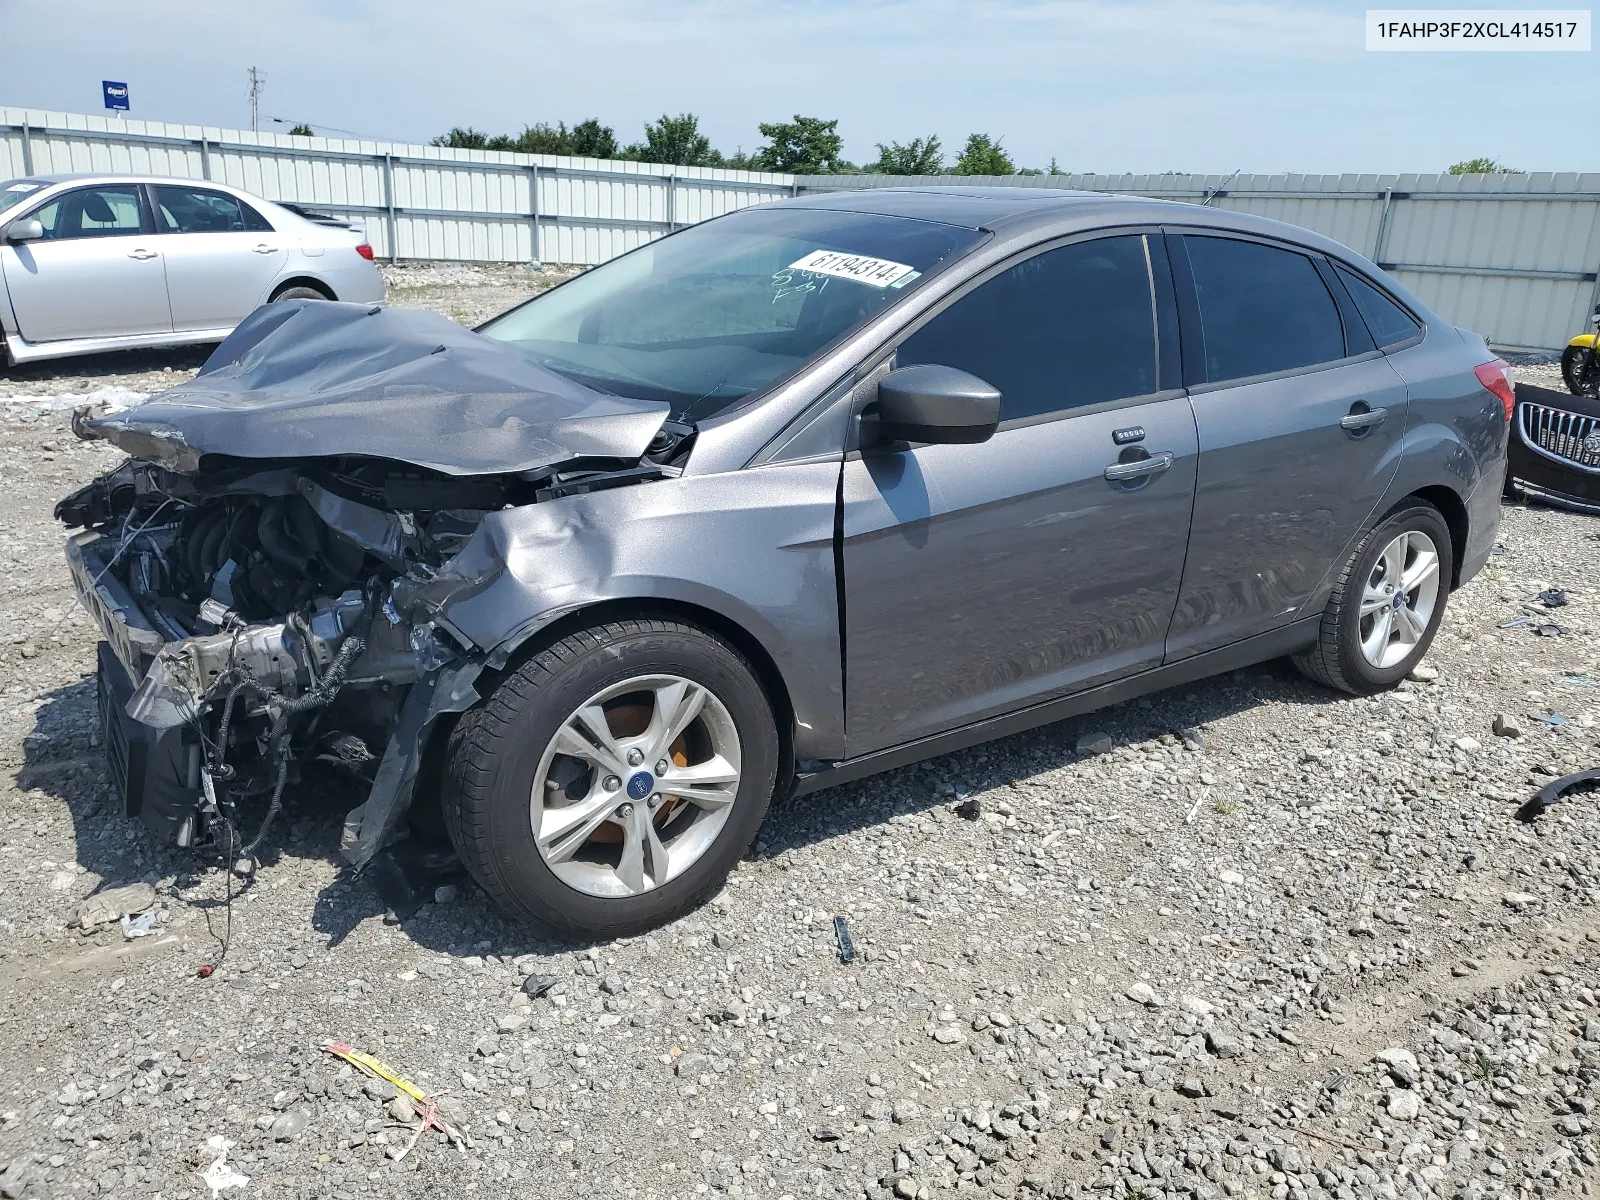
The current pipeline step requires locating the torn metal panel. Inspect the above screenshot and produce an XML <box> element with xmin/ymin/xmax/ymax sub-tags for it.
<box><xmin>80</xmin><ymin>300</ymin><xmax>671</xmax><ymax>476</ymax></box>
<box><xmin>339</xmin><ymin>661</ymin><xmax>483</xmax><ymax>868</ymax></box>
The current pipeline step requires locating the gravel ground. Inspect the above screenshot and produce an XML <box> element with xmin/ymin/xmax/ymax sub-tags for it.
<box><xmin>1</xmin><ymin>290</ymin><xmax>1598</xmax><ymax>1200</ymax></box>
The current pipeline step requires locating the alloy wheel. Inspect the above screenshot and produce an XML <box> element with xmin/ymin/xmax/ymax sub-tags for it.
<box><xmin>529</xmin><ymin>675</ymin><xmax>742</xmax><ymax>898</ymax></box>
<box><xmin>1358</xmin><ymin>529</ymin><xmax>1442</xmax><ymax>669</ymax></box>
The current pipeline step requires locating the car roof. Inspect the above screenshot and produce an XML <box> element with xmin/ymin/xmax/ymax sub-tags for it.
<box><xmin>22</xmin><ymin>172</ymin><xmax>250</xmax><ymax>189</ymax></box>
<box><xmin>770</xmin><ymin>185</ymin><xmax>1365</xmax><ymax>265</ymax></box>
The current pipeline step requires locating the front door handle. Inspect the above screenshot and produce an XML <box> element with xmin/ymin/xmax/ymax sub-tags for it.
<box><xmin>127</xmin><ymin>248</ymin><xmax>158</xmax><ymax>260</ymax></box>
<box><xmin>1104</xmin><ymin>451</ymin><xmax>1174</xmax><ymax>482</ymax></box>
<box><xmin>251</xmin><ymin>244</ymin><xmax>278</xmax><ymax>254</ymax></box>
<box><xmin>1340</xmin><ymin>406</ymin><xmax>1388</xmax><ymax>431</ymax></box>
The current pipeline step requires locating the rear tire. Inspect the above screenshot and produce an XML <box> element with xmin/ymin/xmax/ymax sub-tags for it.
<box><xmin>1292</xmin><ymin>501</ymin><xmax>1453</xmax><ymax>695</ymax></box>
<box><xmin>271</xmin><ymin>285</ymin><xmax>329</xmax><ymax>302</ymax></box>
<box><xmin>441</xmin><ymin>618</ymin><xmax>779</xmax><ymax>940</ymax></box>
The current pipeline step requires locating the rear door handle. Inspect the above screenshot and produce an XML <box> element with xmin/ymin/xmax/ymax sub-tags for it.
<box><xmin>1104</xmin><ymin>451</ymin><xmax>1174</xmax><ymax>481</ymax></box>
<box><xmin>252</xmin><ymin>244</ymin><xmax>278</xmax><ymax>254</ymax></box>
<box><xmin>127</xmin><ymin>248</ymin><xmax>158</xmax><ymax>260</ymax></box>
<box><xmin>1340</xmin><ymin>406</ymin><xmax>1387</xmax><ymax>431</ymax></box>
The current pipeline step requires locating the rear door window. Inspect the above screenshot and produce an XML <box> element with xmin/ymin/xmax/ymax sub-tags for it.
<box><xmin>153</xmin><ymin>186</ymin><xmax>274</xmax><ymax>234</ymax></box>
<box><xmin>31</xmin><ymin>186</ymin><xmax>145</xmax><ymax>239</ymax></box>
<box><xmin>897</xmin><ymin>234</ymin><xmax>1158</xmax><ymax>421</ymax></box>
<box><xmin>1181</xmin><ymin>235</ymin><xmax>1347</xmax><ymax>384</ymax></box>
<box><xmin>1334</xmin><ymin>264</ymin><xmax>1423</xmax><ymax>349</ymax></box>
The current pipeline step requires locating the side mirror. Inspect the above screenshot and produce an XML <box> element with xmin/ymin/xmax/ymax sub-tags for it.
<box><xmin>7</xmin><ymin>217</ymin><xmax>44</xmax><ymax>243</ymax></box>
<box><xmin>873</xmin><ymin>364</ymin><xmax>1001</xmax><ymax>445</ymax></box>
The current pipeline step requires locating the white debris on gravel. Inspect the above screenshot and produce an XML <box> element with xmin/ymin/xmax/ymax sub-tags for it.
<box><xmin>0</xmin><ymin>384</ymin><xmax>149</xmax><ymax>414</ymax></box>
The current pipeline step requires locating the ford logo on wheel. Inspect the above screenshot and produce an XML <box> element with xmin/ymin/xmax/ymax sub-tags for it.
<box><xmin>626</xmin><ymin>771</ymin><xmax>655</xmax><ymax>801</ymax></box>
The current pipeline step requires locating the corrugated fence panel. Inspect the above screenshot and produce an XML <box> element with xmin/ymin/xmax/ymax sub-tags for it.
<box><xmin>2</xmin><ymin>109</ymin><xmax>1596</xmax><ymax>348</ymax></box>
<box><xmin>0</xmin><ymin>106</ymin><xmax>795</xmax><ymax>273</ymax></box>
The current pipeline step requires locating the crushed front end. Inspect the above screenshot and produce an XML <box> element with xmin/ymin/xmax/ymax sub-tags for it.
<box><xmin>59</xmin><ymin>455</ymin><xmax>500</xmax><ymax>865</ymax></box>
<box><xmin>55</xmin><ymin>299</ymin><xmax>678</xmax><ymax>870</ymax></box>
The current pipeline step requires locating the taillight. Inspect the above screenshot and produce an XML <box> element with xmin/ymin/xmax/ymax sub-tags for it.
<box><xmin>355</xmin><ymin>243</ymin><xmax>375</xmax><ymax>261</ymax></box>
<box><xmin>1474</xmin><ymin>358</ymin><xmax>1514</xmax><ymax>420</ymax></box>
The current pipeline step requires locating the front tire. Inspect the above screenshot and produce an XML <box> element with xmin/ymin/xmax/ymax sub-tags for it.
<box><xmin>441</xmin><ymin>618</ymin><xmax>779</xmax><ymax>940</ymax></box>
<box><xmin>1292</xmin><ymin>501</ymin><xmax>1453</xmax><ymax>695</ymax></box>
<box><xmin>1562</xmin><ymin>345</ymin><xmax>1600</xmax><ymax>397</ymax></box>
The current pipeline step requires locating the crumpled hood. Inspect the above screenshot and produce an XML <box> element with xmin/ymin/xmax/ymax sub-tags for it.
<box><xmin>82</xmin><ymin>300</ymin><xmax>670</xmax><ymax>476</ymax></box>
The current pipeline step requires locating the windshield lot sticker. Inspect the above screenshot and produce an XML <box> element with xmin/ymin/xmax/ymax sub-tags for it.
<box><xmin>5</xmin><ymin>182</ymin><xmax>43</xmax><ymax>192</ymax></box>
<box><xmin>788</xmin><ymin>249</ymin><xmax>917</xmax><ymax>288</ymax></box>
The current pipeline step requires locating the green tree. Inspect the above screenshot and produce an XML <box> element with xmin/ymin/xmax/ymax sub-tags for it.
<box><xmin>288</xmin><ymin>123</ymin><xmax>314</xmax><ymax>137</ymax></box>
<box><xmin>871</xmin><ymin>136</ymin><xmax>944</xmax><ymax>175</ymax></box>
<box><xmin>1447</xmin><ymin>157</ymin><xmax>1520</xmax><ymax>174</ymax></box>
<box><xmin>430</xmin><ymin>127</ymin><xmax>493</xmax><ymax>149</ymax></box>
<box><xmin>625</xmin><ymin>113</ymin><xmax>720</xmax><ymax>166</ymax></box>
<box><xmin>568</xmin><ymin>118</ymin><xmax>619</xmax><ymax>159</ymax></box>
<box><xmin>755</xmin><ymin>115</ymin><xmax>844</xmax><ymax>174</ymax></box>
<box><xmin>952</xmin><ymin>133</ymin><xmax>1014</xmax><ymax>176</ymax></box>
<box><xmin>511</xmin><ymin>123</ymin><xmax>578</xmax><ymax>154</ymax></box>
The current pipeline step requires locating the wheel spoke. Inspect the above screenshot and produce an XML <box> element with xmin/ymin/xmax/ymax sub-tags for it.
<box><xmin>1381</xmin><ymin>537</ymin><xmax>1407</xmax><ymax>588</ymax></box>
<box><xmin>1359</xmin><ymin>583</ymin><xmax>1390</xmax><ymax>617</ymax></box>
<box><xmin>561</xmin><ymin>704</ymin><xmax>628</xmax><ymax>776</ymax></box>
<box><xmin>1363</xmin><ymin>608</ymin><xmax>1394</xmax><ymax>661</ymax></box>
<box><xmin>1401</xmin><ymin>547</ymin><xmax>1439</xmax><ymax>595</ymax></box>
<box><xmin>537</xmin><ymin>791</ymin><xmax>619</xmax><ymax>862</ymax></box>
<box><xmin>661</xmin><ymin>755</ymin><xmax>741</xmax><ymax>811</ymax></box>
<box><xmin>644</xmin><ymin>680</ymin><xmax>707</xmax><ymax>763</ymax></box>
<box><xmin>1394</xmin><ymin>604</ymin><xmax>1427</xmax><ymax>644</ymax></box>
<box><xmin>615</xmin><ymin>803</ymin><xmax>671</xmax><ymax>894</ymax></box>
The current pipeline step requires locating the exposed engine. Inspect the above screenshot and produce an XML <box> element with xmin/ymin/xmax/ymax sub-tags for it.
<box><xmin>56</xmin><ymin>455</ymin><xmax>510</xmax><ymax>862</ymax></box>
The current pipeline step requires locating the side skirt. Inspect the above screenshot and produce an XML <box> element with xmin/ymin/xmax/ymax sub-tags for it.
<box><xmin>3</xmin><ymin>327</ymin><xmax>233</xmax><ymax>364</ymax></box>
<box><xmin>791</xmin><ymin>616</ymin><xmax>1322</xmax><ymax>796</ymax></box>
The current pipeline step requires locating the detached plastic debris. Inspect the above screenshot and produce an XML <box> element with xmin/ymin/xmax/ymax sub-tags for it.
<box><xmin>1533</xmin><ymin>711</ymin><xmax>1569</xmax><ymax>727</ymax></box>
<box><xmin>834</xmin><ymin>915</ymin><xmax>856</xmax><ymax>964</ymax></box>
<box><xmin>119</xmin><ymin>910</ymin><xmax>157</xmax><ymax>939</ymax></box>
<box><xmin>200</xmin><ymin>1135</ymin><xmax>249</xmax><ymax>1195</ymax></box>
<box><xmin>1535</xmin><ymin>623</ymin><xmax>1566</xmax><ymax>638</ymax></box>
<box><xmin>521</xmin><ymin>974</ymin><xmax>559</xmax><ymax>999</ymax></box>
<box><xmin>1536</xmin><ymin>587</ymin><xmax>1568</xmax><ymax>608</ymax></box>
<box><xmin>953</xmin><ymin>796</ymin><xmax>982</xmax><ymax>820</ymax></box>
<box><xmin>1560</xmin><ymin>672</ymin><xmax>1600</xmax><ymax>688</ymax></box>
<box><xmin>1498</xmin><ymin>615</ymin><xmax>1532</xmax><ymax>629</ymax></box>
<box><xmin>367</xmin><ymin>841</ymin><xmax>466</xmax><ymax>921</ymax></box>
<box><xmin>1516</xmin><ymin>769</ymin><xmax>1600</xmax><ymax>823</ymax></box>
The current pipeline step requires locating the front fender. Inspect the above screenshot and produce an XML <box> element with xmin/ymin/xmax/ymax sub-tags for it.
<box><xmin>426</xmin><ymin>463</ymin><xmax>846</xmax><ymax>761</ymax></box>
<box><xmin>1569</xmin><ymin>333</ymin><xmax>1597</xmax><ymax>351</ymax></box>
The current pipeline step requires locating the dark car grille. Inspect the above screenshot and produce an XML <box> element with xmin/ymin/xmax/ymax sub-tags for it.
<box><xmin>97</xmin><ymin>649</ymin><xmax>133</xmax><ymax>810</ymax></box>
<box><xmin>1519</xmin><ymin>400</ymin><xmax>1600</xmax><ymax>473</ymax></box>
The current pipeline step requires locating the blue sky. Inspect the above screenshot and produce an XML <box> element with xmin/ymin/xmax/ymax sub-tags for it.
<box><xmin>3</xmin><ymin>0</ymin><xmax>1592</xmax><ymax>172</ymax></box>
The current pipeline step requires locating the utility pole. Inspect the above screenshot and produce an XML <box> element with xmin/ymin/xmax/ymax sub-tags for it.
<box><xmin>247</xmin><ymin>66</ymin><xmax>266</xmax><ymax>133</ymax></box>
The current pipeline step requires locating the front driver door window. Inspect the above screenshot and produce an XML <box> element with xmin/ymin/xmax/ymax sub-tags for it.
<box><xmin>839</xmin><ymin>233</ymin><xmax>1199</xmax><ymax>757</ymax></box>
<box><xmin>0</xmin><ymin>185</ymin><xmax>172</xmax><ymax>342</ymax></box>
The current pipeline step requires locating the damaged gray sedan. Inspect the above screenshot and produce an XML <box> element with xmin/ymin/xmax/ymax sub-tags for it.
<box><xmin>57</xmin><ymin>187</ymin><xmax>1508</xmax><ymax>938</ymax></box>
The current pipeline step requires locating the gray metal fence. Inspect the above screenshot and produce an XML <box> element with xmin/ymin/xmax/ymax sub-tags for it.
<box><xmin>0</xmin><ymin>106</ymin><xmax>797</xmax><ymax>267</ymax></box>
<box><xmin>3</xmin><ymin>107</ymin><xmax>1597</xmax><ymax>351</ymax></box>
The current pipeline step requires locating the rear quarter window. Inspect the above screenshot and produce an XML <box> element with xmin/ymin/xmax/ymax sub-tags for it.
<box><xmin>1335</xmin><ymin>264</ymin><xmax>1423</xmax><ymax>349</ymax></box>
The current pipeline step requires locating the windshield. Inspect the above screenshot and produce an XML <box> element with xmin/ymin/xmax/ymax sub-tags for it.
<box><xmin>0</xmin><ymin>180</ymin><xmax>51</xmax><ymax>216</ymax></box>
<box><xmin>478</xmin><ymin>206</ymin><xmax>984</xmax><ymax>422</ymax></box>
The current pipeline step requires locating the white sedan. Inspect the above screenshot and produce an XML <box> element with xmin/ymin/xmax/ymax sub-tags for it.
<box><xmin>0</xmin><ymin>173</ymin><xmax>386</xmax><ymax>366</ymax></box>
